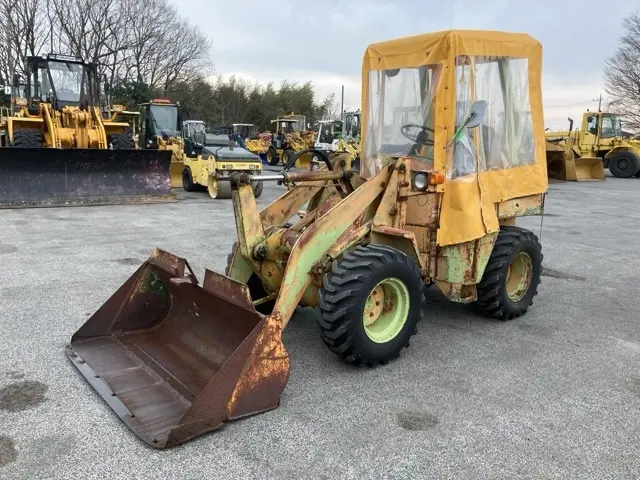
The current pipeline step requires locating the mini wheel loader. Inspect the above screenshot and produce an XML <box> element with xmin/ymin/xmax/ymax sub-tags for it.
<box><xmin>181</xmin><ymin>120</ymin><xmax>263</xmax><ymax>198</ymax></box>
<box><xmin>66</xmin><ymin>30</ymin><xmax>549</xmax><ymax>449</ymax></box>
<box><xmin>0</xmin><ymin>53</ymin><xmax>174</xmax><ymax>208</ymax></box>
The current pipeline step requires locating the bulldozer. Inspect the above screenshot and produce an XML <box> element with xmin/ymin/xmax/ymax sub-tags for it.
<box><xmin>544</xmin><ymin>111</ymin><xmax>640</xmax><ymax>180</ymax></box>
<box><xmin>0</xmin><ymin>53</ymin><xmax>174</xmax><ymax>207</ymax></box>
<box><xmin>181</xmin><ymin>120</ymin><xmax>263</xmax><ymax>198</ymax></box>
<box><xmin>66</xmin><ymin>30</ymin><xmax>548</xmax><ymax>449</ymax></box>
<box><xmin>137</xmin><ymin>98</ymin><xmax>186</xmax><ymax>188</ymax></box>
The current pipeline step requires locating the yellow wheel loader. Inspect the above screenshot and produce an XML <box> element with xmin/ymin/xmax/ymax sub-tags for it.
<box><xmin>311</xmin><ymin>111</ymin><xmax>361</xmax><ymax>172</ymax></box>
<box><xmin>265</xmin><ymin>114</ymin><xmax>314</xmax><ymax>168</ymax></box>
<box><xmin>66</xmin><ymin>30</ymin><xmax>549</xmax><ymax>449</ymax></box>
<box><xmin>181</xmin><ymin>120</ymin><xmax>263</xmax><ymax>198</ymax></box>
<box><xmin>137</xmin><ymin>98</ymin><xmax>186</xmax><ymax>188</ymax></box>
<box><xmin>545</xmin><ymin>111</ymin><xmax>640</xmax><ymax>181</ymax></box>
<box><xmin>0</xmin><ymin>54</ymin><xmax>174</xmax><ymax>207</ymax></box>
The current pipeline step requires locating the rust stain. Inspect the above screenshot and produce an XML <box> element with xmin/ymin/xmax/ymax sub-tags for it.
<box><xmin>228</xmin><ymin>314</ymin><xmax>290</xmax><ymax>419</ymax></box>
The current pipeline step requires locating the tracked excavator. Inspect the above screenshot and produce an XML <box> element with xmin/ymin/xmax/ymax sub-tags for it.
<box><xmin>66</xmin><ymin>30</ymin><xmax>549</xmax><ymax>449</ymax></box>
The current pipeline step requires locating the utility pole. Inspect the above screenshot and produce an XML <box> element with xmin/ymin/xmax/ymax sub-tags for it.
<box><xmin>341</xmin><ymin>85</ymin><xmax>344</xmax><ymax>121</ymax></box>
<box><xmin>593</xmin><ymin>94</ymin><xmax>603</xmax><ymax>112</ymax></box>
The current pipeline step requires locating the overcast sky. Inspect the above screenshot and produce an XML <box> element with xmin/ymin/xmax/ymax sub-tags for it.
<box><xmin>190</xmin><ymin>0</ymin><xmax>636</xmax><ymax>129</ymax></box>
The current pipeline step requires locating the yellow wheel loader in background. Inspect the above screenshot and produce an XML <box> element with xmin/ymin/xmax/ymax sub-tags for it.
<box><xmin>181</xmin><ymin>120</ymin><xmax>263</xmax><ymax>198</ymax></box>
<box><xmin>66</xmin><ymin>30</ymin><xmax>549</xmax><ymax>449</ymax></box>
<box><xmin>137</xmin><ymin>98</ymin><xmax>186</xmax><ymax>188</ymax></box>
<box><xmin>0</xmin><ymin>54</ymin><xmax>174</xmax><ymax>207</ymax></box>
<box><xmin>545</xmin><ymin>111</ymin><xmax>640</xmax><ymax>181</ymax></box>
<box><xmin>311</xmin><ymin>110</ymin><xmax>361</xmax><ymax>171</ymax></box>
<box><xmin>265</xmin><ymin>114</ymin><xmax>315</xmax><ymax>168</ymax></box>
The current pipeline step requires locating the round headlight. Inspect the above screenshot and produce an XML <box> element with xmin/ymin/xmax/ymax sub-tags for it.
<box><xmin>412</xmin><ymin>172</ymin><xmax>428</xmax><ymax>190</ymax></box>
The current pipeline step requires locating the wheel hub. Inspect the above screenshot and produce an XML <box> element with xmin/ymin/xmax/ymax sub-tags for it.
<box><xmin>619</xmin><ymin>159</ymin><xmax>630</xmax><ymax>170</ymax></box>
<box><xmin>505</xmin><ymin>252</ymin><xmax>533</xmax><ymax>302</ymax></box>
<box><xmin>363</xmin><ymin>277</ymin><xmax>410</xmax><ymax>343</ymax></box>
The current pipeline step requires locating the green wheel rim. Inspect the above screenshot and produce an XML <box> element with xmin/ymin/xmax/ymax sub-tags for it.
<box><xmin>362</xmin><ymin>277</ymin><xmax>410</xmax><ymax>343</ymax></box>
<box><xmin>505</xmin><ymin>252</ymin><xmax>533</xmax><ymax>302</ymax></box>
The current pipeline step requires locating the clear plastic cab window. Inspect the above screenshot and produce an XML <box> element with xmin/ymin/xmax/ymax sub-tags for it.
<box><xmin>451</xmin><ymin>55</ymin><xmax>536</xmax><ymax>180</ymax></box>
<box><xmin>363</xmin><ymin>64</ymin><xmax>442</xmax><ymax>177</ymax></box>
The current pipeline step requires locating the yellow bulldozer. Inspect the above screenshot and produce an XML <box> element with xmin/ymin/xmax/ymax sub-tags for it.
<box><xmin>66</xmin><ymin>29</ymin><xmax>548</xmax><ymax>449</ymax></box>
<box><xmin>545</xmin><ymin>111</ymin><xmax>640</xmax><ymax>181</ymax></box>
<box><xmin>0</xmin><ymin>53</ymin><xmax>174</xmax><ymax>207</ymax></box>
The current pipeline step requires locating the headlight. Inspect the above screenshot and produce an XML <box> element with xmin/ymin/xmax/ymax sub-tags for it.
<box><xmin>412</xmin><ymin>172</ymin><xmax>428</xmax><ymax>190</ymax></box>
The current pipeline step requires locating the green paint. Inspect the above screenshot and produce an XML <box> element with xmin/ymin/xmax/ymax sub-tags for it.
<box><xmin>138</xmin><ymin>268</ymin><xmax>170</xmax><ymax>301</ymax></box>
<box><xmin>363</xmin><ymin>277</ymin><xmax>410</xmax><ymax>343</ymax></box>
<box><xmin>227</xmin><ymin>248</ymin><xmax>254</xmax><ymax>283</ymax></box>
<box><xmin>274</xmin><ymin>170</ymin><xmax>390</xmax><ymax>324</ymax></box>
<box><xmin>439</xmin><ymin>246</ymin><xmax>469</xmax><ymax>284</ymax></box>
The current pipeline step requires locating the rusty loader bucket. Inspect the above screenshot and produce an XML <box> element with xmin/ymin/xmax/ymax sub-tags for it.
<box><xmin>66</xmin><ymin>249</ymin><xmax>289</xmax><ymax>448</ymax></box>
<box><xmin>0</xmin><ymin>148</ymin><xmax>176</xmax><ymax>208</ymax></box>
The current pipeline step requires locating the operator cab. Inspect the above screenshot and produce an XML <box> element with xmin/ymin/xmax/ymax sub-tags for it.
<box><xmin>182</xmin><ymin>120</ymin><xmax>207</xmax><ymax>157</ymax></box>
<box><xmin>362</xmin><ymin>55</ymin><xmax>536</xmax><ymax>184</ymax></box>
<box><xmin>139</xmin><ymin>99</ymin><xmax>182</xmax><ymax>149</ymax></box>
<box><xmin>23</xmin><ymin>53</ymin><xmax>99</xmax><ymax>114</ymax></box>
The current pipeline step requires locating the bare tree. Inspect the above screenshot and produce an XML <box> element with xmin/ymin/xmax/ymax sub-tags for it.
<box><xmin>0</xmin><ymin>0</ymin><xmax>50</xmax><ymax>81</ymax></box>
<box><xmin>604</xmin><ymin>10</ymin><xmax>640</xmax><ymax>132</ymax></box>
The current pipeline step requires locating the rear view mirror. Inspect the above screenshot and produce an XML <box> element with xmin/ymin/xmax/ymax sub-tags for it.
<box><xmin>465</xmin><ymin>100</ymin><xmax>488</xmax><ymax>129</ymax></box>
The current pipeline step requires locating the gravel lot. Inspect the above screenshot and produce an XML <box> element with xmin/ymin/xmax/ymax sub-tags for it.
<box><xmin>0</xmin><ymin>171</ymin><xmax>639</xmax><ymax>479</ymax></box>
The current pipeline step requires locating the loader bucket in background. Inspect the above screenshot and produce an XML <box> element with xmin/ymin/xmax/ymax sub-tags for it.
<box><xmin>170</xmin><ymin>160</ymin><xmax>183</xmax><ymax>188</ymax></box>
<box><xmin>545</xmin><ymin>142</ymin><xmax>568</xmax><ymax>182</ymax></box>
<box><xmin>0</xmin><ymin>148</ymin><xmax>176</xmax><ymax>208</ymax></box>
<box><xmin>66</xmin><ymin>248</ymin><xmax>290</xmax><ymax>449</ymax></box>
<box><xmin>566</xmin><ymin>156</ymin><xmax>605</xmax><ymax>181</ymax></box>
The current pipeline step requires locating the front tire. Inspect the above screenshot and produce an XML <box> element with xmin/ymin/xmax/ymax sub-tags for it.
<box><xmin>10</xmin><ymin>129</ymin><xmax>44</xmax><ymax>148</ymax></box>
<box><xmin>608</xmin><ymin>151</ymin><xmax>640</xmax><ymax>178</ymax></box>
<box><xmin>267</xmin><ymin>146</ymin><xmax>279</xmax><ymax>166</ymax></box>
<box><xmin>473</xmin><ymin>226</ymin><xmax>542</xmax><ymax>320</ymax></box>
<box><xmin>252</xmin><ymin>180</ymin><xmax>263</xmax><ymax>198</ymax></box>
<box><xmin>182</xmin><ymin>167</ymin><xmax>196</xmax><ymax>191</ymax></box>
<box><xmin>109</xmin><ymin>133</ymin><xmax>135</xmax><ymax>149</ymax></box>
<box><xmin>317</xmin><ymin>244</ymin><xmax>423</xmax><ymax>366</ymax></box>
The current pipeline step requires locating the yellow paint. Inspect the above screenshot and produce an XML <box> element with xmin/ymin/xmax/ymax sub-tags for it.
<box><xmin>360</xmin><ymin>30</ymin><xmax>548</xmax><ymax>247</ymax></box>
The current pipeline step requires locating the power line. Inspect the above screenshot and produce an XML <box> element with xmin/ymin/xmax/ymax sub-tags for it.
<box><xmin>543</xmin><ymin>99</ymin><xmax>597</xmax><ymax>108</ymax></box>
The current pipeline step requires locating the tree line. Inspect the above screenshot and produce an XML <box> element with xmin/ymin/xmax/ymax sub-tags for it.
<box><xmin>0</xmin><ymin>0</ymin><xmax>343</xmax><ymax>130</ymax></box>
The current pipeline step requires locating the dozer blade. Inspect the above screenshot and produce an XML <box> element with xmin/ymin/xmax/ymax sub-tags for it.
<box><xmin>0</xmin><ymin>148</ymin><xmax>176</xmax><ymax>208</ymax></box>
<box><xmin>66</xmin><ymin>248</ymin><xmax>289</xmax><ymax>449</ymax></box>
<box><xmin>566</xmin><ymin>156</ymin><xmax>605</xmax><ymax>182</ymax></box>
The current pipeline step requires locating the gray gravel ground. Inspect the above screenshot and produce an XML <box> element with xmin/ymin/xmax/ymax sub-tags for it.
<box><xmin>0</xmin><ymin>171</ymin><xmax>639</xmax><ymax>479</ymax></box>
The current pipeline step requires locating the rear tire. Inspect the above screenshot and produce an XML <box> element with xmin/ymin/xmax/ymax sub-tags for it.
<box><xmin>10</xmin><ymin>129</ymin><xmax>44</xmax><ymax>148</ymax></box>
<box><xmin>473</xmin><ymin>226</ymin><xmax>542</xmax><ymax>320</ymax></box>
<box><xmin>182</xmin><ymin>167</ymin><xmax>197</xmax><ymax>191</ymax></box>
<box><xmin>608</xmin><ymin>151</ymin><xmax>640</xmax><ymax>178</ymax></box>
<box><xmin>109</xmin><ymin>133</ymin><xmax>135</xmax><ymax>149</ymax></box>
<box><xmin>317</xmin><ymin>244</ymin><xmax>423</xmax><ymax>366</ymax></box>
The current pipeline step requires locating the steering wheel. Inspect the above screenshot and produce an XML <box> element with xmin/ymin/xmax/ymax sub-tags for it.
<box><xmin>400</xmin><ymin>124</ymin><xmax>435</xmax><ymax>145</ymax></box>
